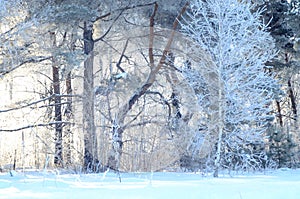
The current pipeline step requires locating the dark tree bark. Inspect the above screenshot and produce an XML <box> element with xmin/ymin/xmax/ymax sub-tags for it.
<box><xmin>50</xmin><ymin>32</ymin><xmax>63</xmax><ymax>166</ymax></box>
<box><xmin>107</xmin><ymin>2</ymin><xmax>189</xmax><ymax>171</ymax></box>
<box><xmin>287</xmin><ymin>78</ymin><xmax>297</xmax><ymax>120</ymax></box>
<box><xmin>82</xmin><ymin>21</ymin><xmax>98</xmax><ymax>172</ymax></box>
<box><xmin>276</xmin><ymin>100</ymin><xmax>283</xmax><ymax>127</ymax></box>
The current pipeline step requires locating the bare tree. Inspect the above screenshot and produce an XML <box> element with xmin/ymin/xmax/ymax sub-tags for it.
<box><xmin>106</xmin><ymin>2</ymin><xmax>190</xmax><ymax>171</ymax></box>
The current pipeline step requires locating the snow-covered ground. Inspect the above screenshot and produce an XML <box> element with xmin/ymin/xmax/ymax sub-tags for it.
<box><xmin>0</xmin><ymin>169</ymin><xmax>299</xmax><ymax>199</ymax></box>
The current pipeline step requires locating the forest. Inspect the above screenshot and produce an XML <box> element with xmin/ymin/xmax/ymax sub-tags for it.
<box><xmin>0</xmin><ymin>0</ymin><xmax>300</xmax><ymax>178</ymax></box>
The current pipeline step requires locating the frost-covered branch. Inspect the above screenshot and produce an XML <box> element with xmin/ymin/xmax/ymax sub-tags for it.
<box><xmin>181</xmin><ymin>0</ymin><xmax>281</xmax><ymax>176</ymax></box>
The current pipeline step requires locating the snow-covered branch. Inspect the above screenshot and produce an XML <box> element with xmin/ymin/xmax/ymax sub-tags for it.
<box><xmin>181</xmin><ymin>0</ymin><xmax>281</xmax><ymax>175</ymax></box>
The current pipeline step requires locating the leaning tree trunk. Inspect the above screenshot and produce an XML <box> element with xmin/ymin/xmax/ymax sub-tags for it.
<box><xmin>82</xmin><ymin>21</ymin><xmax>97</xmax><ymax>172</ymax></box>
<box><xmin>50</xmin><ymin>32</ymin><xmax>63</xmax><ymax>166</ymax></box>
<box><xmin>107</xmin><ymin>2</ymin><xmax>189</xmax><ymax>171</ymax></box>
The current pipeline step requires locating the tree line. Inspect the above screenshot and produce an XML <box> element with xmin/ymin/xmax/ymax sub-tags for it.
<box><xmin>0</xmin><ymin>0</ymin><xmax>299</xmax><ymax>177</ymax></box>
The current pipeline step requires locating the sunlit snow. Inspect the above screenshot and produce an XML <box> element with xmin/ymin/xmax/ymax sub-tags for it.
<box><xmin>0</xmin><ymin>169</ymin><xmax>299</xmax><ymax>199</ymax></box>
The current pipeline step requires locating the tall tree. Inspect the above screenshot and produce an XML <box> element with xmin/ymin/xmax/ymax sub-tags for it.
<box><xmin>50</xmin><ymin>31</ymin><xmax>63</xmax><ymax>166</ymax></box>
<box><xmin>80</xmin><ymin>1</ymin><xmax>158</xmax><ymax>172</ymax></box>
<box><xmin>0</xmin><ymin>0</ymin><xmax>87</xmax><ymax>167</ymax></box>
<box><xmin>182</xmin><ymin>0</ymin><xmax>280</xmax><ymax>176</ymax></box>
<box><xmin>260</xmin><ymin>0</ymin><xmax>300</xmax><ymax>122</ymax></box>
<box><xmin>82</xmin><ymin>20</ymin><xmax>97</xmax><ymax>171</ymax></box>
<box><xmin>258</xmin><ymin>0</ymin><xmax>300</xmax><ymax>166</ymax></box>
<box><xmin>106</xmin><ymin>2</ymin><xmax>189</xmax><ymax>171</ymax></box>
<box><xmin>22</xmin><ymin>0</ymin><xmax>105</xmax><ymax>171</ymax></box>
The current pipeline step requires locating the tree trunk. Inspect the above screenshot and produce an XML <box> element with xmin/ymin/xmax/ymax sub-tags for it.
<box><xmin>65</xmin><ymin>71</ymin><xmax>73</xmax><ymax>166</ymax></box>
<box><xmin>213</xmin><ymin>71</ymin><xmax>224</xmax><ymax>177</ymax></box>
<box><xmin>287</xmin><ymin>78</ymin><xmax>297</xmax><ymax>120</ymax></box>
<box><xmin>107</xmin><ymin>120</ymin><xmax>124</xmax><ymax>171</ymax></box>
<box><xmin>82</xmin><ymin>21</ymin><xmax>98</xmax><ymax>172</ymax></box>
<box><xmin>50</xmin><ymin>32</ymin><xmax>63</xmax><ymax>166</ymax></box>
<box><xmin>276</xmin><ymin>100</ymin><xmax>283</xmax><ymax>127</ymax></box>
<box><xmin>106</xmin><ymin>2</ymin><xmax>189</xmax><ymax>171</ymax></box>
<box><xmin>64</xmin><ymin>32</ymin><xmax>76</xmax><ymax>167</ymax></box>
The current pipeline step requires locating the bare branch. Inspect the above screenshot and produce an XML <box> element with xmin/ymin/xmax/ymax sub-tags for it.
<box><xmin>126</xmin><ymin>120</ymin><xmax>163</xmax><ymax>129</ymax></box>
<box><xmin>116</xmin><ymin>39</ymin><xmax>129</xmax><ymax>73</ymax></box>
<box><xmin>94</xmin><ymin>10</ymin><xmax>124</xmax><ymax>43</ymax></box>
<box><xmin>34</xmin><ymin>71</ymin><xmax>53</xmax><ymax>82</ymax></box>
<box><xmin>100</xmin><ymin>39</ymin><xmax>130</xmax><ymax>62</ymax></box>
<box><xmin>124</xmin><ymin>96</ymin><xmax>147</xmax><ymax>129</ymax></box>
<box><xmin>0</xmin><ymin>56</ymin><xmax>51</xmax><ymax>76</ymax></box>
<box><xmin>57</xmin><ymin>31</ymin><xmax>68</xmax><ymax>48</ymax></box>
<box><xmin>38</xmin><ymin>102</ymin><xmax>70</xmax><ymax>108</ymax></box>
<box><xmin>0</xmin><ymin>121</ymin><xmax>74</xmax><ymax>132</ymax></box>
<box><xmin>125</xmin><ymin>2</ymin><xmax>189</xmax><ymax>113</ymax></box>
<box><xmin>92</xmin><ymin>2</ymin><xmax>157</xmax><ymax>23</ymax></box>
<box><xmin>145</xmin><ymin>91</ymin><xmax>171</xmax><ymax>119</ymax></box>
<box><xmin>0</xmin><ymin>94</ymin><xmax>80</xmax><ymax>113</ymax></box>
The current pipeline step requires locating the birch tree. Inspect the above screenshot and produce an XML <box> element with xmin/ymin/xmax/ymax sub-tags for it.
<box><xmin>182</xmin><ymin>0</ymin><xmax>280</xmax><ymax>176</ymax></box>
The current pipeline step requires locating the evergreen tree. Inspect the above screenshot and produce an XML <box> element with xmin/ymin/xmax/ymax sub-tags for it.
<box><xmin>266</xmin><ymin>125</ymin><xmax>297</xmax><ymax>168</ymax></box>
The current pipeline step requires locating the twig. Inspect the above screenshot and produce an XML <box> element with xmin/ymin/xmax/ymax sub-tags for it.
<box><xmin>116</xmin><ymin>39</ymin><xmax>129</xmax><ymax>73</ymax></box>
<box><xmin>0</xmin><ymin>56</ymin><xmax>51</xmax><ymax>76</ymax></box>
<box><xmin>92</xmin><ymin>2</ymin><xmax>157</xmax><ymax>23</ymax></box>
<box><xmin>94</xmin><ymin>10</ymin><xmax>125</xmax><ymax>43</ymax></box>
<box><xmin>0</xmin><ymin>94</ymin><xmax>80</xmax><ymax>113</ymax></box>
<box><xmin>0</xmin><ymin>121</ymin><xmax>74</xmax><ymax>132</ymax></box>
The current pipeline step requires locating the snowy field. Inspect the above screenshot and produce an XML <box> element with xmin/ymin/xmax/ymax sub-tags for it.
<box><xmin>0</xmin><ymin>169</ymin><xmax>299</xmax><ymax>199</ymax></box>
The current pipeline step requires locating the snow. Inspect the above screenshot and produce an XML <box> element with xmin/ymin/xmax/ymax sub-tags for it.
<box><xmin>0</xmin><ymin>169</ymin><xmax>299</xmax><ymax>199</ymax></box>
